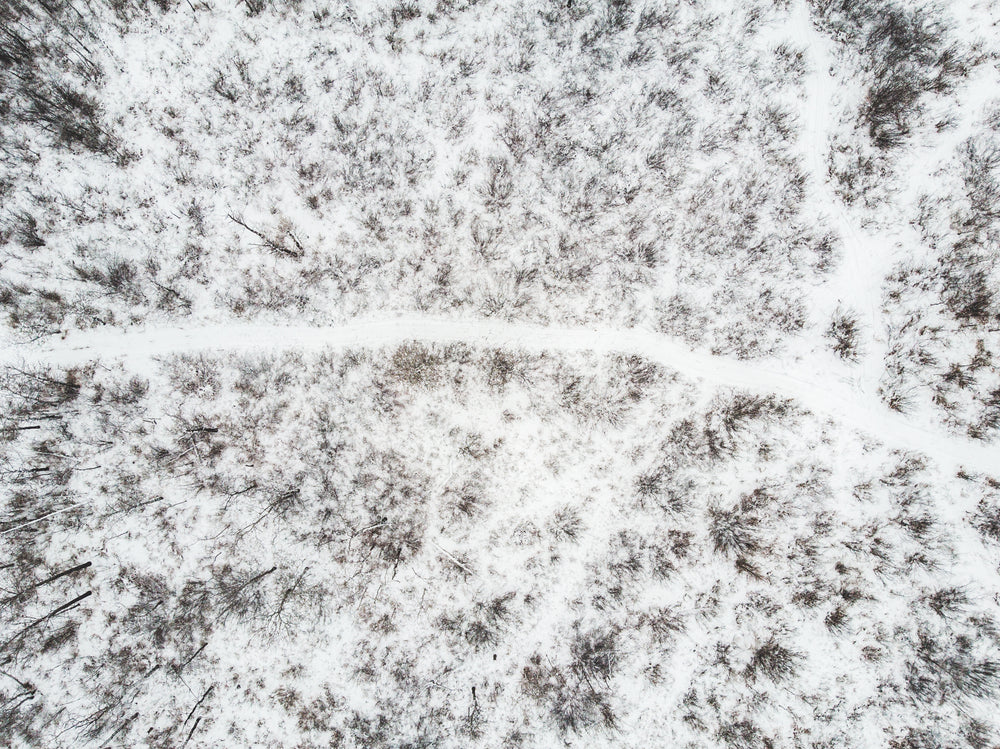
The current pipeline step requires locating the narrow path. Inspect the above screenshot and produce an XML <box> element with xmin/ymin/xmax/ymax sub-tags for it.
<box><xmin>788</xmin><ymin>0</ymin><xmax>895</xmax><ymax>397</ymax></box>
<box><xmin>2</xmin><ymin>315</ymin><xmax>997</xmax><ymax>477</ymax></box>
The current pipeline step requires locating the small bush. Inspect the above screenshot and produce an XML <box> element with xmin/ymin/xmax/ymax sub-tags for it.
<box><xmin>709</xmin><ymin>506</ymin><xmax>759</xmax><ymax>556</ymax></box>
<box><xmin>108</xmin><ymin>0</ymin><xmax>177</xmax><ymax>22</ymax></box>
<box><xmin>633</xmin><ymin>467</ymin><xmax>661</xmax><ymax>499</ymax></box>
<box><xmin>71</xmin><ymin>257</ymin><xmax>140</xmax><ymax>297</ymax></box>
<box><xmin>106</xmin><ymin>376</ymin><xmax>149</xmax><ymax>406</ymax></box>
<box><xmin>640</xmin><ymin>608</ymin><xmax>684</xmax><ymax>641</ymax></box>
<box><xmin>521</xmin><ymin>654</ymin><xmax>616</xmax><ymax>735</ymax></box>
<box><xmin>825</xmin><ymin>606</ymin><xmax>848</xmax><ymax>631</ymax></box>
<box><xmin>708</xmin><ymin>490</ymin><xmax>772</xmax><ymax>557</ymax></box>
<box><xmin>14</xmin><ymin>213</ymin><xmax>44</xmax><ymax>248</ymax></box>
<box><xmin>863</xmin><ymin>70</ymin><xmax>924</xmax><ymax>150</ymax></box>
<box><xmin>827</xmin><ymin>309</ymin><xmax>862</xmax><ymax>361</ymax></box>
<box><xmin>718</xmin><ymin>720</ymin><xmax>769</xmax><ymax>749</ymax></box>
<box><xmin>939</xmin><ymin>255</ymin><xmax>996</xmax><ymax>326</ymax></box>
<box><xmin>486</xmin><ymin>350</ymin><xmax>516</xmax><ymax>389</ymax></box>
<box><xmin>909</xmin><ymin>631</ymin><xmax>1000</xmax><ymax>702</ymax></box>
<box><xmin>862</xmin><ymin>5</ymin><xmax>966</xmax><ymax>150</ymax></box>
<box><xmin>547</xmin><ymin>506</ymin><xmax>583</xmax><ymax>541</ymax></box>
<box><xmin>482</xmin><ymin>158</ymin><xmax>514</xmax><ymax>208</ymax></box>
<box><xmin>963</xmin><ymin>720</ymin><xmax>994</xmax><ymax>749</ymax></box>
<box><xmin>924</xmin><ymin>587</ymin><xmax>967</xmax><ymax>618</ymax></box>
<box><xmin>448</xmin><ymin>593</ymin><xmax>516</xmax><ymax>650</ymax></box>
<box><xmin>389</xmin><ymin>343</ymin><xmax>442</xmax><ymax>387</ymax></box>
<box><xmin>973</xmin><ymin>500</ymin><xmax>1000</xmax><ymax>543</ymax></box>
<box><xmin>744</xmin><ymin>638</ymin><xmax>800</xmax><ymax>682</ymax></box>
<box><xmin>882</xmin><ymin>386</ymin><xmax>912</xmax><ymax>413</ymax></box>
<box><xmin>570</xmin><ymin>626</ymin><xmax>619</xmax><ymax>682</ymax></box>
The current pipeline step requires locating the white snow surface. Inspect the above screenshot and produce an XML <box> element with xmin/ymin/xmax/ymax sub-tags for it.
<box><xmin>4</xmin><ymin>0</ymin><xmax>1000</xmax><ymax>746</ymax></box>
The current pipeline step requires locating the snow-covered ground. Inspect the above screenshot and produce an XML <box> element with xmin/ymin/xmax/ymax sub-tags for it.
<box><xmin>4</xmin><ymin>315</ymin><xmax>998</xmax><ymax>477</ymax></box>
<box><xmin>2</xmin><ymin>0</ymin><xmax>1000</xmax><ymax>747</ymax></box>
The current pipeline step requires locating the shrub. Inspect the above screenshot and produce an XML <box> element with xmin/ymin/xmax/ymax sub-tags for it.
<box><xmin>708</xmin><ymin>490</ymin><xmax>772</xmax><ymax>557</ymax></box>
<box><xmin>709</xmin><ymin>505</ymin><xmax>759</xmax><ymax>556</ymax></box>
<box><xmin>620</xmin><ymin>355</ymin><xmax>660</xmax><ymax>401</ymax></box>
<box><xmin>441</xmin><ymin>593</ymin><xmax>517</xmax><ymax>650</ymax></box>
<box><xmin>486</xmin><ymin>350</ymin><xmax>516</xmax><ymax>389</ymax></box>
<box><xmin>824</xmin><ymin>606</ymin><xmax>848</xmax><ymax>631</ymax></box>
<box><xmin>482</xmin><ymin>158</ymin><xmax>514</xmax><ymax>208</ymax></box>
<box><xmin>939</xmin><ymin>258</ymin><xmax>995</xmax><ymax>325</ymax></box>
<box><xmin>108</xmin><ymin>0</ymin><xmax>177</xmax><ymax>22</ymax></box>
<box><xmin>0</xmin><ymin>0</ymin><xmax>117</xmax><ymax>157</ymax></box>
<box><xmin>973</xmin><ymin>500</ymin><xmax>1000</xmax><ymax>543</ymax></box>
<box><xmin>827</xmin><ymin>309</ymin><xmax>862</xmax><ymax>361</ymax></box>
<box><xmin>547</xmin><ymin>506</ymin><xmax>583</xmax><ymax>541</ymax></box>
<box><xmin>882</xmin><ymin>386</ymin><xmax>912</xmax><ymax>413</ymax></box>
<box><xmin>213</xmin><ymin>564</ymin><xmax>276</xmax><ymax>625</ymax></box>
<box><xmin>964</xmin><ymin>720</ymin><xmax>994</xmax><ymax>749</ymax></box>
<box><xmin>634</xmin><ymin>467</ymin><xmax>664</xmax><ymax>501</ymax></box>
<box><xmin>570</xmin><ymin>627</ymin><xmax>619</xmax><ymax>682</ymax></box>
<box><xmin>924</xmin><ymin>587</ymin><xmax>967</xmax><ymax>618</ymax></box>
<box><xmin>72</xmin><ymin>257</ymin><xmax>139</xmax><ymax>297</ymax></box>
<box><xmin>14</xmin><ymin>213</ymin><xmax>44</xmax><ymax>248</ymax></box>
<box><xmin>389</xmin><ymin>343</ymin><xmax>442</xmax><ymax>387</ymax></box>
<box><xmin>908</xmin><ymin>631</ymin><xmax>1000</xmax><ymax>702</ymax></box>
<box><xmin>640</xmin><ymin>608</ymin><xmax>684</xmax><ymax>641</ymax></box>
<box><xmin>863</xmin><ymin>70</ymin><xmax>924</xmax><ymax>149</ymax></box>
<box><xmin>718</xmin><ymin>394</ymin><xmax>790</xmax><ymax>435</ymax></box>
<box><xmin>107</xmin><ymin>376</ymin><xmax>149</xmax><ymax>406</ymax></box>
<box><xmin>744</xmin><ymin>638</ymin><xmax>800</xmax><ymax>682</ymax></box>
<box><xmin>27</xmin><ymin>84</ymin><xmax>113</xmax><ymax>152</ymax></box>
<box><xmin>0</xmin><ymin>365</ymin><xmax>82</xmax><ymax>417</ymax></box>
<box><xmin>815</xmin><ymin>0</ymin><xmax>970</xmax><ymax>151</ymax></box>
<box><xmin>521</xmin><ymin>654</ymin><xmax>617</xmax><ymax>735</ymax></box>
<box><xmin>718</xmin><ymin>720</ymin><xmax>768</xmax><ymax>749</ymax></box>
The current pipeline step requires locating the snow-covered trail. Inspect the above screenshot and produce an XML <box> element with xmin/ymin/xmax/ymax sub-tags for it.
<box><xmin>788</xmin><ymin>0</ymin><xmax>895</xmax><ymax>397</ymax></box>
<box><xmin>2</xmin><ymin>315</ymin><xmax>997</xmax><ymax>477</ymax></box>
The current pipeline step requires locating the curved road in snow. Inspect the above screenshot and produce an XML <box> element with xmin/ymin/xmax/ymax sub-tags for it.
<box><xmin>2</xmin><ymin>315</ymin><xmax>997</xmax><ymax>478</ymax></box>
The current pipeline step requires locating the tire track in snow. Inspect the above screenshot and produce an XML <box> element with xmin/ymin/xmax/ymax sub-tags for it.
<box><xmin>2</xmin><ymin>316</ymin><xmax>997</xmax><ymax>477</ymax></box>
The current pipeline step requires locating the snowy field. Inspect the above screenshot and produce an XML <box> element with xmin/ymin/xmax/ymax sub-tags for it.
<box><xmin>2</xmin><ymin>0</ymin><xmax>1000</xmax><ymax>747</ymax></box>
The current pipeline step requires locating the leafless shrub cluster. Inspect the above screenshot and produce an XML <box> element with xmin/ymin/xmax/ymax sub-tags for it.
<box><xmin>521</xmin><ymin>629</ymin><xmax>620</xmax><ymax>735</ymax></box>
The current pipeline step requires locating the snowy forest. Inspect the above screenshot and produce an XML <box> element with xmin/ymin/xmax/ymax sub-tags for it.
<box><xmin>2</xmin><ymin>0</ymin><xmax>1000</xmax><ymax>746</ymax></box>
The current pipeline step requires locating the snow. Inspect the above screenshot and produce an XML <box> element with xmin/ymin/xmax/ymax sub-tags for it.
<box><xmin>3</xmin><ymin>0</ymin><xmax>1000</xmax><ymax>746</ymax></box>
<box><xmin>4</xmin><ymin>314</ymin><xmax>997</xmax><ymax>476</ymax></box>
